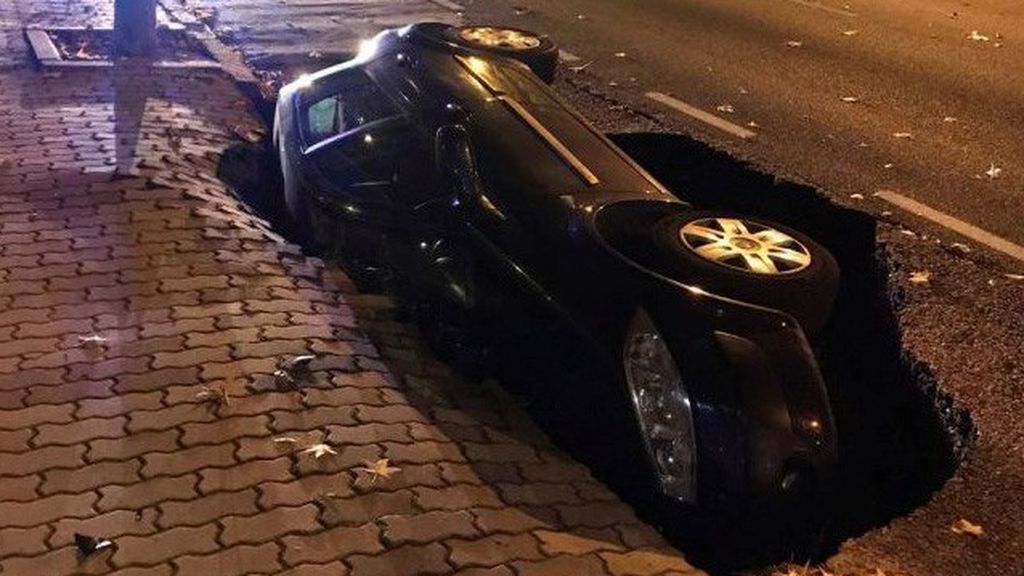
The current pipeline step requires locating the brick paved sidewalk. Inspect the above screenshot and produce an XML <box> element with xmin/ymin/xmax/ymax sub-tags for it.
<box><xmin>0</xmin><ymin>20</ymin><xmax>702</xmax><ymax>576</ymax></box>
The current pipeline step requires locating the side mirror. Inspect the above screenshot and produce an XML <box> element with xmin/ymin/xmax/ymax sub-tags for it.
<box><xmin>435</xmin><ymin>124</ymin><xmax>481</xmax><ymax>206</ymax></box>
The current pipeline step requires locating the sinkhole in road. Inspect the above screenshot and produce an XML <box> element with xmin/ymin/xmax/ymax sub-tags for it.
<box><xmin>606</xmin><ymin>132</ymin><xmax>975</xmax><ymax>571</ymax></box>
<box><xmin>218</xmin><ymin>130</ymin><xmax>974</xmax><ymax>574</ymax></box>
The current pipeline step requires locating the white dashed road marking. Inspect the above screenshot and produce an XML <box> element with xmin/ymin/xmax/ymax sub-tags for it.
<box><xmin>559</xmin><ymin>50</ymin><xmax>581</xmax><ymax>62</ymax></box>
<box><xmin>875</xmin><ymin>190</ymin><xmax>1024</xmax><ymax>263</ymax></box>
<box><xmin>645</xmin><ymin>92</ymin><xmax>758</xmax><ymax>140</ymax></box>
<box><xmin>784</xmin><ymin>0</ymin><xmax>857</xmax><ymax>17</ymax></box>
<box><xmin>427</xmin><ymin>0</ymin><xmax>464</xmax><ymax>12</ymax></box>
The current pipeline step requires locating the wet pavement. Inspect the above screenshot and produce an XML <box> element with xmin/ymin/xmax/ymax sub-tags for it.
<box><xmin>0</xmin><ymin>0</ymin><xmax>1019</xmax><ymax>569</ymax></box>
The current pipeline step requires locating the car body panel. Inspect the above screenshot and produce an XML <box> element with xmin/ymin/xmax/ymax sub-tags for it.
<box><xmin>275</xmin><ymin>23</ymin><xmax>838</xmax><ymax>510</ymax></box>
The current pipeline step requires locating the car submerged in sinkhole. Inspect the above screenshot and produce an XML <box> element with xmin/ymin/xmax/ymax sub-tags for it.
<box><xmin>273</xmin><ymin>22</ymin><xmax>841</xmax><ymax>519</ymax></box>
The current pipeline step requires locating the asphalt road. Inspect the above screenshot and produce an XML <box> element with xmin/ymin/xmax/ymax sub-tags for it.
<box><xmin>172</xmin><ymin>1</ymin><xmax>1024</xmax><ymax>574</ymax></box>
<box><xmin>466</xmin><ymin>0</ymin><xmax>1024</xmax><ymax>267</ymax></box>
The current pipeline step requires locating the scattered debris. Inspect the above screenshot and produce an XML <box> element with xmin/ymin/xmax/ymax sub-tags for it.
<box><xmin>900</xmin><ymin>229</ymin><xmax>917</xmax><ymax>237</ymax></box>
<box><xmin>308</xmin><ymin>50</ymin><xmax>322</xmax><ymax>59</ymax></box>
<box><xmin>850</xmin><ymin>193</ymin><xmax>865</xmax><ymax>200</ymax></box>
<box><xmin>892</xmin><ymin>132</ymin><xmax>913</xmax><ymax>139</ymax></box>
<box><xmin>985</xmin><ymin>163</ymin><xmax>1002</xmax><ymax>179</ymax></box>
<box><xmin>134</xmin><ymin>509</ymin><xmax>144</xmax><ymax>521</ymax></box>
<box><xmin>195</xmin><ymin>385</ymin><xmax>230</xmax><ymax>409</ymax></box>
<box><xmin>302</xmin><ymin>443</ymin><xmax>338</xmax><ymax>459</ymax></box>
<box><xmin>739</xmin><ymin>87</ymin><xmax>748</xmax><ymax>95</ymax></box>
<box><xmin>716</xmin><ymin>103</ymin><xmax>735</xmax><ymax>114</ymax></box>
<box><xmin>576</xmin><ymin>14</ymin><xmax>587</xmax><ymax>20</ymax></box>
<box><xmin>943</xmin><ymin>116</ymin><xmax>958</xmax><ymax>123</ymax></box>
<box><xmin>883</xmin><ymin>163</ymin><xmax>894</xmax><ymax>169</ymax></box>
<box><xmin>76</xmin><ymin>333</ymin><xmax>108</xmax><ymax>348</ymax></box>
<box><xmin>747</xmin><ymin>121</ymin><xmax>760</xmax><ymax>128</ymax></box>
<box><xmin>967</xmin><ymin>30</ymin><xmax>990</xmax><ymax>42</ymax></box>
<box><xmin>786</xmin><ymin>40</ymin><xmax>803</xmax><ymax>48</ymax></box>
<box><xmin>355</xmin><ymin>458</ymin><xmax>402</xmax><ymax>483</ymax></box>
<box><xmin>568</xmin><ymin>60</ymin><xmax>593</xmax><ymax>73</ymax></box>
<box><xmin>513</xmin><ymin>5</ymin><xmax>531</xmax><ymax>15</ymax></box>
<box><xmin>74</xmin><ymin>533</ymin><xmax>113</xmax><ymax>558</ymax></box>
<box><xmin>842</xmin><ymin>29</ymin><xmax>860</xmax><ymax>36</ymax></box>
<box><xmin>909</xmin><ymin>271</ymin><xmax>931</xmax><ymax>284</ymax></box>
<box><xmin>949</xmin><ymin>242</ymin><xmax>971</xmax><ymax>254</ymax></box>
<box><xmin>840</xmin><ymin>96</ymin><xmax>860</xmax><ymax>103</ymax></box>
<box><xmin>951</xmin><ymin>517</ymin><xmax>984</xmax><ymax>536</ymax></box>
<box><xmin>614</xmin><ymin>51</ymin><xmax>626</xmax><ymax>58</ymax></box>
<box><xmin>1003</xmin><ymin>273</ymin><xmax>1024</xmax><ymax>281</ymax></box>
<box><xmin>0</xmin><ymin>157</ymin><xmax>12</xmax><ymax>173</ymax></box>
<box><xmin>273</xmin><ymin>437</ymin><xmax>298</xmax><ymax>444</ymax></box>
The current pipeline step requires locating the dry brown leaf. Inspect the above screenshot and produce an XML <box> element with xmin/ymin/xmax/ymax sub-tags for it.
<box><xmin>355</xmin><ymin>458</ymin><xmax>402</xmax><ymax>483</ymax></box>
<box><xmin>302</xmin><ymin>443</ymin><xmax>338</xmax><ymax>459</ymax></box>
<box><xmin>909</xmin><ymin>271</ymin><xmax>931</xmax><ymax>284</ymax></box>
<box><xmin>196</xmin><ymin>385</ymin><xmax>230</xmax><ymax>408</ymax></box>
<box><xmin>951</xmin><ymin>517</ymin><xmax>984</xmax><ymax>536</ymax></box>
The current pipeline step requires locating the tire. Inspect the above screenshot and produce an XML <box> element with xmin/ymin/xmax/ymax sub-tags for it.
<box><xmin>442</xmin><ymin>25</ymin><xmax>559</xmax><ymax>84</ymax></box>
<box><xmin>652</xmin><ymin>211</ymin><xmax>839</xmax><ymax>335</ymax></box>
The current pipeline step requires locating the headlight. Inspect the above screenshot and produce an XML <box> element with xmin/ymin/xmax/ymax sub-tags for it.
<box><xmin>624</xmin><ymin>309</ymin><xmax>698</xmax><ymax>504</ymax></box>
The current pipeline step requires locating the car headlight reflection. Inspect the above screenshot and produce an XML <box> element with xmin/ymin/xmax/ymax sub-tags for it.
<box><xmin>624</xmin><ymin>309</ymin><xmax>698</xmax><ymax>504</ymax></box>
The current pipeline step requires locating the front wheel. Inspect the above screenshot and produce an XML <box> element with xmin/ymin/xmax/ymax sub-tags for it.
<box><xmin>653</xmin><ymin>212</ymin><xmax>839</xmax><ymax>335</ymax></box>
<box><xmin>442</xmin><ymin>25</ymin><xmax>559</xmax><ymax>83</ymax></box>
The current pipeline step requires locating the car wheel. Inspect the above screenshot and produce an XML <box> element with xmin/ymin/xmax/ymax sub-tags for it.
<box><xmin>443</xmin><ymin>25</ymin><xmax>559</xmax><ymax>83</ymax></box>
<box><xmin>653</xmin><ymin>212</ymin><xmax>839</xmax><ymax>334</ymax></box>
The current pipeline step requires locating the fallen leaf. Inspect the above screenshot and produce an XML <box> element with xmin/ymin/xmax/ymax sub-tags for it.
<box><xmin>909</xmin><ymin>271</ymin><xmax>931</xmax><ymax>284</ymax></box>
<box><xmin>716</xmin><ymin>103</ymin><xmax>735</xmax><ymax>114</ymax></box>
<box><xmin>355</xmin><ymin>458</ymin><xmax>402</xmax><ymax>483</ymax></box>
<box><xmin>985</xmin><ymin>163</ymin><xmax>1002</xmax><ymax>179</ymax></box>
<box><xmin>840</xmin><ymin>96</ymin><xmax>860</xmax><ymax>103</ymax></box>
<box><xmin>74</xmin><ymin>533</ymin><xmax>113</xmax><ymax>557</ymax></box>
<box><xmin>196</xmin><ymin>385</ymin><xmax>230</xmax><ymax>408</ymax></box>
<box><xmin>786</xmin><ymin>40</ymin><xmax>803</xmax><ymax>48</ymax></box>
<box><xmin>893</xmin><ymin>132</ymin><xmax>913</xmax><ymax>139</ymax></box>
<box><xmin>302</xmin><ymin>443</ymin><xmax>338</xmax><ymax>459</ymax></box>
<box><xmin>967</xmin><ymin>30</ymin><xmax>990</xmax><ymax>42</ymax></box>
<box><xmin>951</xmin><ymin>517</ymin><xmax>984</xmax><ymax>536</ymax></box>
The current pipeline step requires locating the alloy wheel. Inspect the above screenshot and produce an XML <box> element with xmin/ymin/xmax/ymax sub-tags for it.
<box><xmin>679</xmin><ymin>217</ymin><xmax>812</xmax><ymax>275</ymax></box>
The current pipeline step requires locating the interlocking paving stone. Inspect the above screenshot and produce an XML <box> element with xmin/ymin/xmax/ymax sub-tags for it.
<box><xmin>0</xmin><ymin>6</ymin><xmax>701</xmax><ymax>573</ymax></box>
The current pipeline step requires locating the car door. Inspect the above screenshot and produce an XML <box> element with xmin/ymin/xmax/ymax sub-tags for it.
<box><xmin>298</xmin><ymin>68</ymin><xmax>411</xmax><ymax>224</ymax></box>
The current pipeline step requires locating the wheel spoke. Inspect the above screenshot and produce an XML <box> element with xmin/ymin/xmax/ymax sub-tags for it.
<box><xmin>694</xmin><ymin>243</ymin><xmax>737</xmax><ymax>262</ymax></box>
<box><xmin>715</xmin><ymin>218</ymin><xmax>750</xmax><ymax>236</ymax></box>
<box><xmin>683</xmin><ymin>225</ymin><xmax>726</xmax><ymax>242</ymax></box>
<box><xmin>741</xmin><ymin>252</ymin><xmax>778</xmax><ymax>274</ymax></box>
<box><xmin>768</xmin><ymin>246</ymin><xmax>811</xmax><ymax>266</ymax></box>
<box><xmin>754</xmin><ymin>229</ymin><xmax>792</xmax><ymax>246</ymax></box>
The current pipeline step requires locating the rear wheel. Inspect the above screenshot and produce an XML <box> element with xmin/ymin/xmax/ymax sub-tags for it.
<box><xmin>442</xmin><ymin>25</ymin><xmax>559</xmax><ymax>83</ymax></box>
<box><xmin>653</xmin><ymin>212</ymin><xmax>839</xmax><ymax>334</ymax></box>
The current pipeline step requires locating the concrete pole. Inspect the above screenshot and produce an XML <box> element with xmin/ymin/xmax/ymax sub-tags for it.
<box><xmin>113</xmin><ymin>0</ymin><xmax>158</xmax><ymax>57</ymax></box>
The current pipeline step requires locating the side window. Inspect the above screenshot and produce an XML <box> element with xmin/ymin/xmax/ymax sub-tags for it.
<box><xmin>303</xmin><ymin>72</ymin><xmax>398</xmax><ymax>148</ymax></box>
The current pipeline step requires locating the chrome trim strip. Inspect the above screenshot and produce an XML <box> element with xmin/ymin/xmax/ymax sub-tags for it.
<box><xmin>454</xmin><ymin>54</ymin><xmax>600</xmax><ymax>187</ymax></box>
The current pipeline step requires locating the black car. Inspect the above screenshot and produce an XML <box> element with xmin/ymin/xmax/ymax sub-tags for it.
<box><xmin>273</xmin><ymin>23</ymin><xmax>839</xmax><ymax>515</ymax></box>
